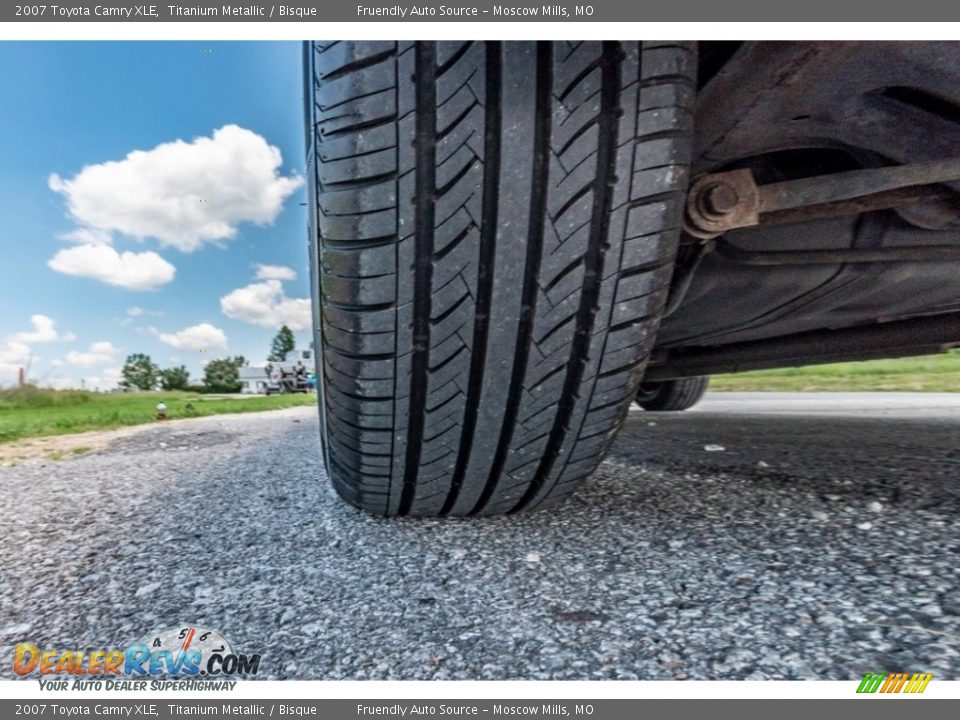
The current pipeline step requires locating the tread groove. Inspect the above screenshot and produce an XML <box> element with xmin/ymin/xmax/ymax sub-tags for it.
<box><xmin>556</xmin><ymin>57</ymin><xmax>603</xmax><ymax>102</ymax></box>
<box><xmin>320</xmin><ymin>114</ymin><xmax>398</xmax><ymax>139</ymax></box>
<box><xmin>437</xmin><ymin>157</ymin><xmax>479</xmax><ymax>197</ymax></box>
<box><xmin>437</xmin><ymin>41</ymin><xmax>475</xmax><ymax>76</ymax></box>
<box><xmin>399</xmin><ymin>42</ymin><xmax>438</xmax><ymax>516</ymax></box>
<box><xmin>321</xmin><ymin>171</ymin><xmax>398</xmax><ymax>192</ymax></box>
<box><xmin>442</xmin><ymin>42</ymin><xmax>502</xmax><ymax>516</ymax></box>
<box><xmin>471</xmin><ymin>41</ymin><xmax>552</xmax><ymax>515</ymax></box>
<box><xmin>321</xmin><ymin>48</ymin><xmax>396</xmax><ymax>82</ymax></box>
<box><xmin>511</xmin><ymin>42</ymin><xmax>621</xmax><ymax>513</ymax></box>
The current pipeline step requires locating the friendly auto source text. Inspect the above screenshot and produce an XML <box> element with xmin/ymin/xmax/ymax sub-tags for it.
<box><xmin>357</xmin><ymin>706</ymin><xmax>588</xmax><ymax>717</ymax></box>
<box><xmin>356</xmin><ymin>5</ymin><xmax>593</xmax><ymax>18</ymax></box>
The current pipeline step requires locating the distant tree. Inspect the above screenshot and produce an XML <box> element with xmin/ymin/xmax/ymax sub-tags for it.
<box><xmin>203</xmin><ymin>356</ymin><xmax>247</xmax><ymax>393</ymax></box>
<box><xmin>268</xmin><ymin>325</ymin><xmax>296</xmax><ymax>362</ymax></box>
<box><xmin>159</xmin><ymin>365</ymin><xmax>190</xmax><ymax>391</ymax></box>
<box><xmin>120</xmin><ymin>353</ymin><xmax>159</xmax><ymax>391</ymax></box>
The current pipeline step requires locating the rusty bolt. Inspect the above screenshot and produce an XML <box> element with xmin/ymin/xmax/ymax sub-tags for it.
<box><xmin>703</xmin><ymin>182</ymin><xmax>740</xmax><ymax>215</ymax></box>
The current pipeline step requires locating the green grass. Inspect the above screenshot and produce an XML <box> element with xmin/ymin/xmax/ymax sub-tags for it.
<box><xmin>0</xmin><ymin>386</ymin><xmax>317</xmax><ymax>444</ymax></box>
<box><xmin>711</xmin><ymin>350</ymin><xmax>960</xmax><ymax>392</ymax></box>
<box><xmin>5</xmin><ymin>351</ymin><xmax>954</xmax><ymax>442</ymax></box>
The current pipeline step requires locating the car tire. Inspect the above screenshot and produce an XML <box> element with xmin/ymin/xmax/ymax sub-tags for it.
<box><xmin>635</xmin><ymin>376</ymin><xmax>709</xmax><ymax>411</ymax></box>
<box><xmin>305</xmin><ymin>40</ymin><xmax>696</xmax><ymax>516</ymax></box>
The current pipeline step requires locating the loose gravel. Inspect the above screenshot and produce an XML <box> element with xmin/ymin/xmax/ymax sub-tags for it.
<box><xmin>1</xmin><ymin>396</ymin><xmax>958</xmax><ymax>680</ymax></box>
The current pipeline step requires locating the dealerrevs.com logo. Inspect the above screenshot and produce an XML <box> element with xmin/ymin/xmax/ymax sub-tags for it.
<box><xmin>14</xmin><ymin>626</ymin><xmax>261</xmax><ymax>686</ymax></box>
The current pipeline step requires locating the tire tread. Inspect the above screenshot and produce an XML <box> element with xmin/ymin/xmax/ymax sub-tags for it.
<box><xmin>307</xmin><ymin>41</ymin><xmax>696</xmax><ymax>516</ymax></box>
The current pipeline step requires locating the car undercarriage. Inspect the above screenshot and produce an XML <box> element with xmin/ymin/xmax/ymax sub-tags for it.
<box><xmin>648</xmin><ymin>41</ymin><xmax>960</xmax><ymax>380</ymax></box>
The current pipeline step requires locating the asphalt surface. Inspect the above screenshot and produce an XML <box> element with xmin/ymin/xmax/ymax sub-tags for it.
<box><xmin>1</xmin><ymin>392</ymin><xmax>958</xmax><ymax>680</ymax></box>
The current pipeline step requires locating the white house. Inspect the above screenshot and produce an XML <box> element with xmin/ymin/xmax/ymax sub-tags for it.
<box><xmin>238</xmin><ymin>365</ymin><xmax>270</xmax><ymax>395</ymax></box>
<box><xmin>238</xmin><ymin>347</ymin><xmax>315</xmax><ymax>394</ymax></box>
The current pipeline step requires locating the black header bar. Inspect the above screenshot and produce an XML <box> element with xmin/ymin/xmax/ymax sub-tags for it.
<box><xmin>5</xmin><ymin>1</ymin><xmax>960</xmax><ymax>22</ymax></box>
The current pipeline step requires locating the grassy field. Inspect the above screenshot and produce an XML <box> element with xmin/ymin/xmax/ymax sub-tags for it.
<box><xmin>710</xmin><ymin>350</ymin><xmax>960</xmax><ymax>392</ymax></box>
<box><xmin>3</xmin><ymin>350</ymin><xmax>956</xmax><ymax>443</ymax></box>
<box><xmin>0</xmin><ymin>386</ymin><xmax>317</xmax><ymax>444</ymax></box>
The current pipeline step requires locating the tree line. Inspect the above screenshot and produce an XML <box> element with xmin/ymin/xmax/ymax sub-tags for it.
<box><xmin>120</xmin><ymin>353</ymin><xmax>248</xmax><ymax>393</ymax></box>
<box><xmin>119</xmin><ymin>325</ymin><xmax>297</xmax><ymax>393</ymax></box>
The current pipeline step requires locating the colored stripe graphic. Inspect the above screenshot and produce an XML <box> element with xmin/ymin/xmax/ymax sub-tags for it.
<box><xmin>857</xmin><ymin>672</ymin><xmax>932</xmax><ymax>694</ymax></box>
<box><xmin>904</xmin><ymin>673</ymin><xmax>933</xmax><ymax>693</ymax></box>
<box><xmin>883</xmin><ymin>673</ymin><xmax>908</xmax><ymax>693</ymax></box>
<box><xmin>857</xmin><ymin>673</ymin><xmax>886</xmax><ymax>693</ymax></box>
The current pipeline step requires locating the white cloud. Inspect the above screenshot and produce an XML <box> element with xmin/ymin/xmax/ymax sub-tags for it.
<box><xmin>65</xmin><ymin>341</ymin><xmax>118</xmax><ymax>367</ymax></box>
<box><xmin>0</xmin><ymin>342</ymin><xmax>30</xmax><ymax>364</ymax></box>
<box><xmin>152</xmin><ymin>323</ymin><xmax>228</xmax><ymax>352</ymax></box>
<box><xmin>84</xmin><ymin>366</ymin><xmax>123</xmax><ymax>391</ymax></box>
<box><xmin>1</xmin><ymin>341</ymin><xmax>32</xmax><ymax>383</ymax></box>
<box><xmin>0</xmin><ymin>315</ymin><xmax>74</xmax><ymax>385</ymax></box>
<box><xmin>48</xmin><ymin>244</ymin><xmax>175</xmax><ymax>290</ymax></box>
<box><xmin>219</xmin><ymin>279</ymin><xmax>311</xmax><ymax>332</ymax></box>
<box><xmin>43</xmin><ymin>376</ymin><xmax>78</xmax><ymax>390</ymax></box>
<box><xmin>49</xmin><ymin>124</ymin><xmax>303</xmax><ymax>253</ymax></box>
<box><xmin>126</xmin><ymin>306</ymin><xmax>162</xmax><ymax>317</ymax></box>
<box><xmin>0</xmin><ymin>366</ymin><xmax>20</xmax><ymax>385</ymax></box>
<box><xmin>10</xmin><ymin>315</ymin><xmax>72</xmax><ymax>344</ymax></box>
<box><xmin>42</xmin><ymin>365</ymin><xmax>123</xmax><ymax>391</ymax></box>
<box><xmin>254</xmin><ymin>263</ymin><xmax>297</xmax><ymax>281</ymax></box>
<box><xmin>60</xmin><ymin>227</ymin><xmax>112</xmax><ymax>245</ymax></box>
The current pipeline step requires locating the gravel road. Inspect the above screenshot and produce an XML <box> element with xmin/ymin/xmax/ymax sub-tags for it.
<box><xmin>1</xmin><ymin>393</ymin><xmax>958</xmax><ymax>680</ymax></box>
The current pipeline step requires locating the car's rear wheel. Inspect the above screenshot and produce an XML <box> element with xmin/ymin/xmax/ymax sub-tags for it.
<box><xmin>635</xmin><ymin>376</ymin><xmax>709</xmax><ymax>411</ymax></box>
<box><xmin>305</xmin><ymin>40</ymin><xmax>696</xmax><ymax>515</ymax></box>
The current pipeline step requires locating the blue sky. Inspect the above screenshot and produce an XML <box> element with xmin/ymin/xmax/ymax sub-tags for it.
<box><xmin>0</xmin><ymin>41</ymin><xmax>310</xmax><ymax>389</ymax></box>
